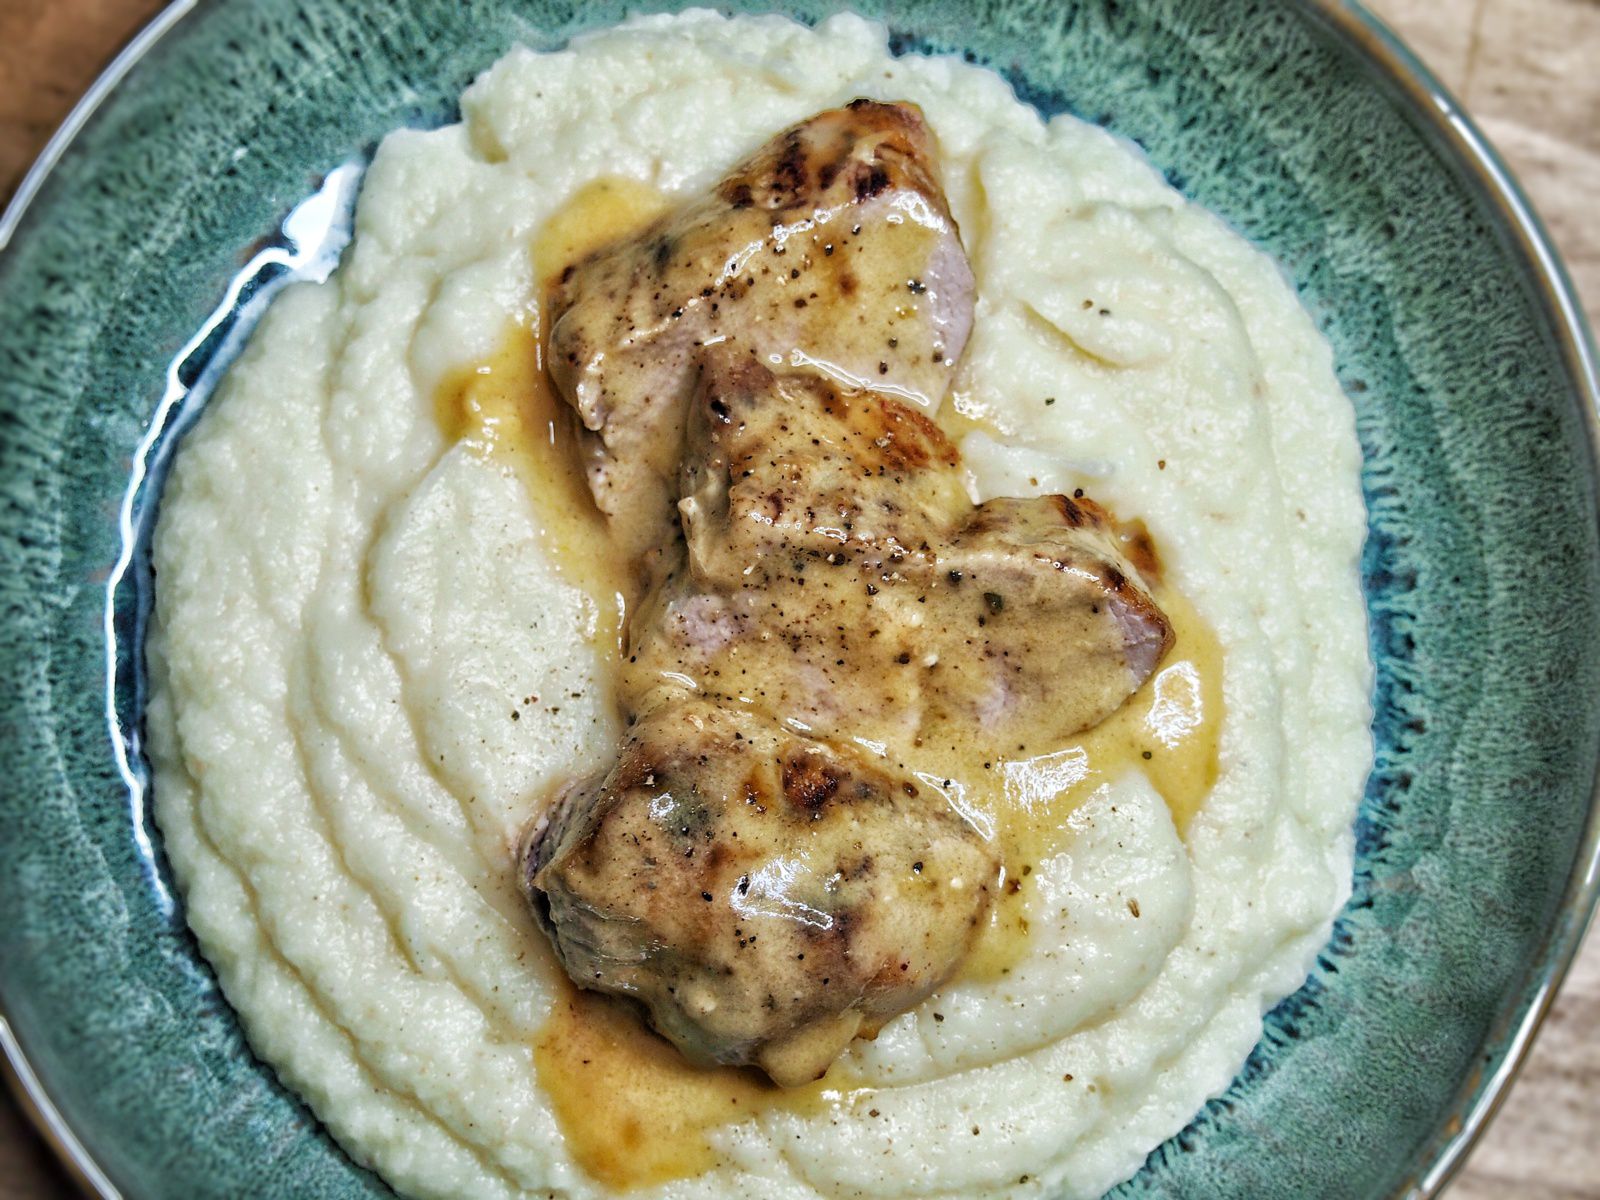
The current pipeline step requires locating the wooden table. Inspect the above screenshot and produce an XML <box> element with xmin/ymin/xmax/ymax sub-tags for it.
<box><xmin>2</xmin><ymin>1</ymin><xmax>1596</xmax><ymax>1196</ymax></box>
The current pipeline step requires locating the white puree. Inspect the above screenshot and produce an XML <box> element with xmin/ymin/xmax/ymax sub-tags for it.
<box><xmin>147</xmin><ymin>11</ymin><xmax>1371</xmax><ymax>1200</ymax></box>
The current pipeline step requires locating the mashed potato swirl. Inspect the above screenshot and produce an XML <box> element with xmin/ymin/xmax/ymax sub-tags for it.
<box><xmin>147</xmin><ymin>12</ymin><xmax>1370</xmax><ymax>1199</ymax></box>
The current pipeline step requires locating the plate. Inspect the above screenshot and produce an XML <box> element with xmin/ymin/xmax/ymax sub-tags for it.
<box><xmin>1</xmin><ymin>1</ymin><xmax>1597</xmax><ymax>1196</ymax></box>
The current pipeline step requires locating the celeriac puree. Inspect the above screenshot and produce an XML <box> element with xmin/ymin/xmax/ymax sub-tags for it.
<box><xmin>146</xmin><ymin>11</ymin><xmax>1372</xmax><ymax>1199</ymax></box>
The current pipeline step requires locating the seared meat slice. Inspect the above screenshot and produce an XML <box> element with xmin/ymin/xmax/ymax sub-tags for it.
<box><xmin>522</xmin><ymin>699</ymin><xmax>996</xmax><ymax>1087</ymax></box>
<box><xmin>929</xmin><ymin>496</ymin><xmax>1174</xmax><ymax>743</ymax></box>
<box><xmin>623</xmin><ymin>353</ymin><xmax>1174</xmax><ymax>753</ymax></box>
<box><xmin>548</xmin><ymin>100</ymin><xmax>975</xmax><ymax>555</ymax></box>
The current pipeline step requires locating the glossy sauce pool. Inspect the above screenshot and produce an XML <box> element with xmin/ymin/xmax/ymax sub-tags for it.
<box><xmin>432</xmin><ymin>179</ymin><xmax>1224</xmax><ymax>1190</ymax></box>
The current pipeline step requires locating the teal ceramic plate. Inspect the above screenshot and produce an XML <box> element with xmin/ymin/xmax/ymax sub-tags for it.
<box><xmin>2</xmin><ymin>1</ymin><xmax>1597</xmax><ymax>1197</ymax></box>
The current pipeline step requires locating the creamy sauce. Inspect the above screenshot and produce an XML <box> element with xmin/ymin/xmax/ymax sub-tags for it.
<box><xmin>434</xmin><ymin>323</ymin><xmax>630</xmax><ymax>667</ymax></box>
<box><xmin>434</xmin><ymin>179</ymin><xmax>672</xmax><ymax>668</ymax></box>
<box><xmin>536</xmin><ymin>986</ymin><xmax>855</xmax><ymax>1191</ymax></box>
<box><xmin>534</xmin><ymin>177</ymin><xmax>672</xmax><ymax>276</ymax></box>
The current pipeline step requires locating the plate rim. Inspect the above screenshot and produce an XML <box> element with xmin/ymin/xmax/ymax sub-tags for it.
<box><xmin>0</xmin><ymin>1</ymin><xmax>1596</xmax><ymax>1197</ymax></box>
<box><xmin>0</xmin><ymin>0</ymin><xmax>197</xmax><ymax>253</ymax></box>
<box><xmin>1318</xmin><ymin>4</ymin><xmax>1600</xmax><ymax>1193</ymax></box>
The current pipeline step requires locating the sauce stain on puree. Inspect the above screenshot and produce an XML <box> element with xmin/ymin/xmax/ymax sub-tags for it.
<box><xmin>432</xmin><ymin>177</ymin><xmax>671</xmax><ymax>670</ymax></box>
<box><xmin>956</xmin><ymin>586</ymin><xmax>1221</xmax><ymax>981</ymax></box>
<box><xmin>432</xmin><ymin>179</ymin><xmax>1222</xmax><ymax>1189</ymax></box>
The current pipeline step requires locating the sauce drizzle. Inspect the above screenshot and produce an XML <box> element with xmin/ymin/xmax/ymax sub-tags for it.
<box><xmin>432</xmin><ymin>176</ymin><xmax>672</xmax><ymax>668</ymax></box>
<box><xmin>535</xmin><ymin>987</ymin><xmax>842</xmax><ymax>1190</ymax></box>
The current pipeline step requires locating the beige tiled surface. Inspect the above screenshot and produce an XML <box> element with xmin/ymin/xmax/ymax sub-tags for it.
<box><xmin>1</xmin><ymin>1</ymin><xmax>1597</xmax><ymax>1197</ymax></box>
<box><xmin>1374</xmin><ymin>0</ymin><xmax>1600</xmax><ymax>345</ymax></box>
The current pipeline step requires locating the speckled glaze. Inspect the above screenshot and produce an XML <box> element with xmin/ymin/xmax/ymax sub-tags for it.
<box><xmin>0</xmin><ymin>1</ymin><xmax>1596</xmax><ymax>1197</ymax></box>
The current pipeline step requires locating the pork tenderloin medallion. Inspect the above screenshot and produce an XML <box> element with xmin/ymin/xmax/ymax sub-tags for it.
<box><xmin>548</xmin><ymin>99</ymin><xmax>975</xmax><ymax>557</ymax></box>
<box><xmin>523</xmin><ymin>699</ymin><xmax>996</xmax><ymax>1086</ymax></box>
